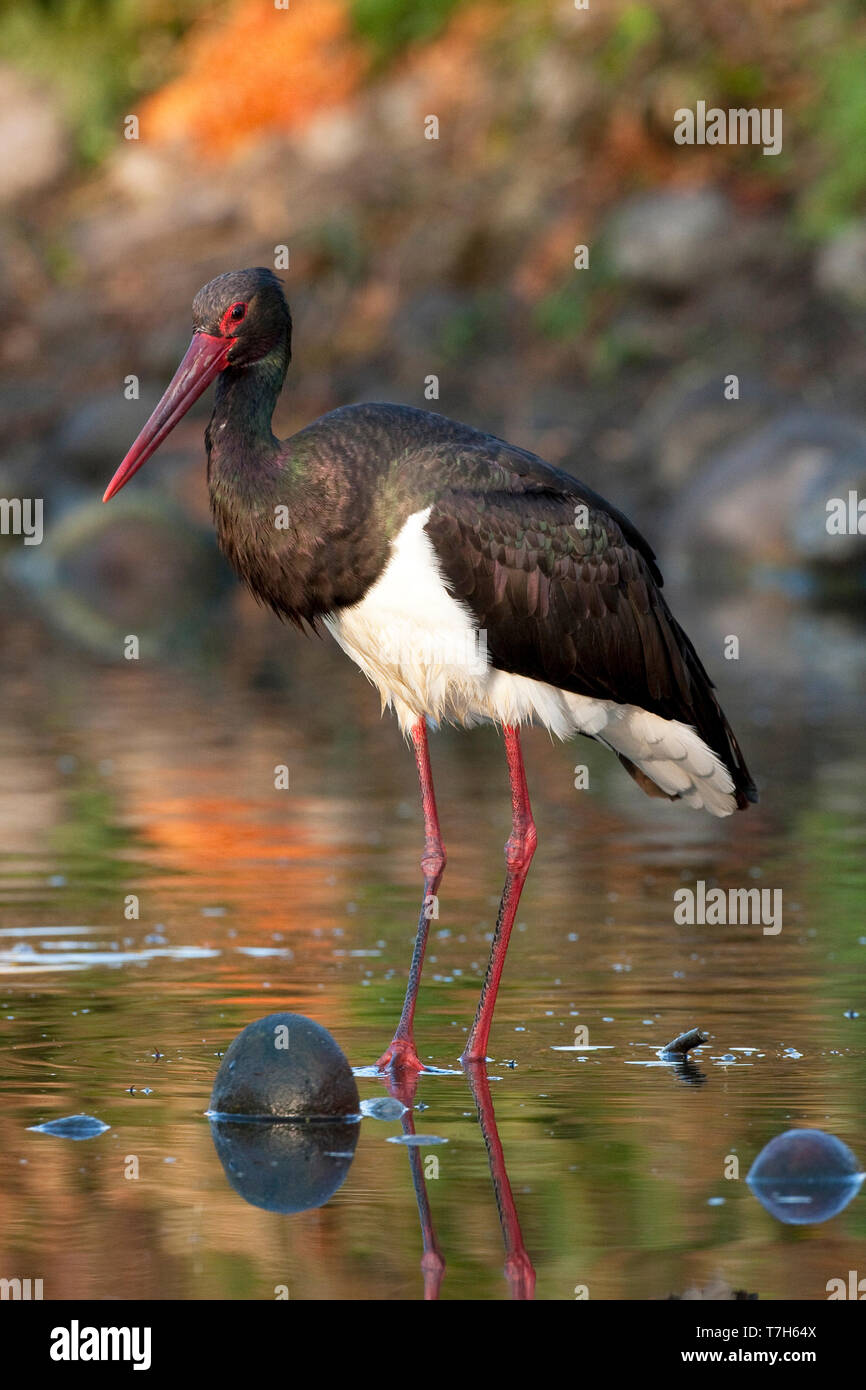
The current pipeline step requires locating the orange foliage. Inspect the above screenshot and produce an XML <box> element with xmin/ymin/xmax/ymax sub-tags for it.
<box><xmin>143</xmin><ymin>0</ymin><xmax>365</xmax><ymax>155</ymax></box>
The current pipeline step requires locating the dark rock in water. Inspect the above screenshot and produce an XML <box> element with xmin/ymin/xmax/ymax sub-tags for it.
<box><xmin>28</xmin><ymin>1114</ymin><xmax>110</xmax><ymax>1140</ymax></box>
<box><xmin>208</xmin><ymin>1014</ymin><xmax>360</xmax><ymax>1213</ymax></box>
<box><xmin>209</xmin><ymin>1013</ymin><xmax>359</xmax><ymax>1121</ymax></box>
<box><xmin>6</xmin><ymin>494</ymin><xmax>232</xmax><ymax>658</ymax></box>
<box><xmin>747</xmin><ymin>1128</ymin><xmax>863</xmax><ymax>1225</ymax></box>
<box><xmin>209</xmin><ymin>1116</ymin><xmax>360</xmax><ymax>1214</ymax></box>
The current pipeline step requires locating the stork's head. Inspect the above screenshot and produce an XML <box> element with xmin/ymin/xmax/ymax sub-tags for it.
<box><xmin>103</xmin><ymin>268</ymin><xmax>291</xmax><ymax>501</ymax></box>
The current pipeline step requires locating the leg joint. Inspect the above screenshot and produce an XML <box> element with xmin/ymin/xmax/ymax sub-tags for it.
<box><xmin>505</xmin><ymin>817</ymin><xmax>536</xmax><ymax>874</ymax></box>
<box><xmin>421</xmin><ymin>843</ymin><xmax>447</xmax><ymax>879</ymax></box>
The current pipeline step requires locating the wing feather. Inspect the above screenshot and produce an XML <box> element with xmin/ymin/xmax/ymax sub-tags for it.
<box><xmin>424</xmin><ymin>486</ymin><xmax>756</xmax><ymax>808</ymax></box>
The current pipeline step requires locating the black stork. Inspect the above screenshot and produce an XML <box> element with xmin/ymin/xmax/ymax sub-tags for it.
<box><xmin>104</xmin><ymin>267</ymin><xmax>757</xmax><ymax>1074</ymax></box>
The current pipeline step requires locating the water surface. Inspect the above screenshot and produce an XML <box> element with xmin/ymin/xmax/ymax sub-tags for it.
<box><xmin>0</xmin><ymin>587</ymin><xmax>864</xmax><ymax>1300</ymax></box>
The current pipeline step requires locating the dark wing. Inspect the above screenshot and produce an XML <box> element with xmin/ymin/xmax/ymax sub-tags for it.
<box><xmin>424</xmin><ymin>486</ymin><xmax>756</xmax><ymax>808</ymax></box>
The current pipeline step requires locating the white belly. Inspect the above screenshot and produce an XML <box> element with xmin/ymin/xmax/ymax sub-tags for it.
<box><xmin>324</xmin><ymin>509</ymin><xmax>737</xmax><ymax>816</ymax></box>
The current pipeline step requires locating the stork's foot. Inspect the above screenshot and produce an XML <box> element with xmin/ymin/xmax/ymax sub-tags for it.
<box><xmin>376</xmin><ymin>1036</ymin><xmax>425</xmax><ymax>1075</ymax></box>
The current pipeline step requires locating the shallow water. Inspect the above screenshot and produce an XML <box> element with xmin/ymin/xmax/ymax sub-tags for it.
<box><xmin>0</xmin><ymin>586</ymin><xmax>864</xmax><ymax>1301</ymax></box>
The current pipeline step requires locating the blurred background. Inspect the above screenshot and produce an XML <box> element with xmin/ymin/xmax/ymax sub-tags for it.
<box><xmin>3</xmin><ymin>0</ymin><xmax>866</xmax><ymax>615</ymax></box>
<box><xmin>0</xmin><ymin>0</ymin><xmax>864</xmax><ymax>1302</ymax></box>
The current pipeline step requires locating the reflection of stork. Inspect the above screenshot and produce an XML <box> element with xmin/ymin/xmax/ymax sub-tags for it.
<box><xmin>105</xmin><ymin>268</ymin><xmax>756</xmax><ymax>1073</ymax></box>
<box><xmin>382</xmin><ymin>1068</ymin><xmax>446</xmax><ymax>1302</ymax></box>
<box><xmin>382</xmin><ymin>1068</ymin><xmax>536</xmax><ymax>1301</ymax></box>
<box><xmin>464</xmin><ymin>1066</ymin><xmax>536</xmax><ymax>1301</ymax></box>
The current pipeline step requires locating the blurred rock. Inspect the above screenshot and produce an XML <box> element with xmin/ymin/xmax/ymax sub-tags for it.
<box><xmin>671</xmin><ymin>590</ymin><xmax>866</xmax><ymax>723</ymax></box>
<box><xmin>295</xmin><ymin>108</ymin><xmax>367</xmax><ymax>170</ymax></box>
<box><xmin>6</xmin><ymin>494</ymin><xmax>233</xmax><ymax>658</ymax></box>
<box><xmin>635</xmin><ymin>371</ymin><xmax>784</xmax><ymax>487</ymax></box>
<box><xmin>72</xmin><ymin>152</ymin><xmax>238</xmax><ymax>272</ymax></box>
<box><xmin>605</xmin><ymin>189</ymin><xmax>735</xmax><ymax>293</ymax></box>
<box><xmin>0</xmin><ymin>380</ymin><xmax>62</xmax><ymax>445</ymax></box>
<box><xmin>0</xmin><ymin>440</ymin><xmax>41</xmax><ymax>500</ymax></box>
<box><xmin>0</xmin><ymin>224</ymin><xmax>49</xmax><ymax>309</ymax></box>
<box><xmin>392</xmin><ymin>288</ymin><xmax>473</xmax><ymax>359</ymax></box>
<box><xmin>0</xmin><ymin>65</ymin><xmax>70</xmax><ymax>204</ymax></box>
<box><xmin>54</xmin><ymin>387</ymin><xmax>165</xmax><ymax>478</ymax></box>
<box><xmin>105</xmin><ymin>146</ymin><xmax>178</xmax><ymax>204</ymax></box>
<box><xmin>669</xmin><ymin>1279</ymin><xmax>757</xmax><ymax>1301</ymax></box>
<box><xmin>528</xmin><ymin>47</ymin><xmax>600</xmax><ymax>128</ymax></box>
<box><xmin>815</xmin><ymin>222</ymin><xmax>866</xmax><ymax>310</ymax></box>
<box><xmin>664</xmin><ymin>408</ymin><xmax>866</xmax><ymax>589</ymax></box>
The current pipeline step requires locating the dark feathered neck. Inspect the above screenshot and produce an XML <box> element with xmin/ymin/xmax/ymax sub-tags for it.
<box><xmin>206</xmin><ymin>341</ymin><xmax>289</xmax><ymax>470</ymax></box>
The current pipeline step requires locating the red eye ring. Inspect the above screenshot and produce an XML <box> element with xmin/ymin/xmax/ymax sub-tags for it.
<box><xmin>219</xmin><ymin>301</ymin><xmax>247</xmax><ymax>334</ymax></box>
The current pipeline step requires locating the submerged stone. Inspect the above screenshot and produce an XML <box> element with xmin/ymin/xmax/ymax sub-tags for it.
<box><xmin>28</xmin><ymin>1114</ymin><xmax>110</xmax><ymax>1140</ymax></box>
<box><xmin>747</xmin><ymin>1128</ymin><xmax>863</xmax><ymax>1225</ymax></box>
<box><xmin>360</xmin><ymin>1096</ymin><xmax>406</xmax><ymax>1121</ymax></box>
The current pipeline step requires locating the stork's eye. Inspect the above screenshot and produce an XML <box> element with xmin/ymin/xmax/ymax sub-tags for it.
<box><xmin>219</xmin><ymin>301</ymin><xmax>248</xmax><ymax>336</ymax></box>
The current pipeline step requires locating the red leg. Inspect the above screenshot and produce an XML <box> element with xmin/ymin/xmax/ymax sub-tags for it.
<box><xmin>461</xmin><ymin>725</ymin><xmax>536</xmax><ymax>1066</ymax></box>
<box><xmin>377</xmin><ymin>719</ymin><xmax>446</xmax><ymax>1074</ymax></box>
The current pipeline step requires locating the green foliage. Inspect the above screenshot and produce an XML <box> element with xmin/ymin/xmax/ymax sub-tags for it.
<box><xmin>349</xmin><ymin>0</ymin><xmax>465</xmax><ymax>64</ymax></box>
<box><xmin>798</xmin><ymin>40</ymin><xmax>866</xmax><ymax>236</ymax></box>
<box><xmin>309</xmin><ymin>215</ymin><xmax>369</xmax><ymax>284</ymax></box>
<box><xmin>590</xmin><ymin>325</ymin><xmax>657</xmax><ymax>377</ymax></box>
<box><xmin>438</xmin><ymin>291</ymin><xmax>504</xmax><ymax>362</ymax></box>
<box><xmin>0</xmin><ymin>0</ymin><xmax>208</xmax><ymax>163</ymax></box>
<box><xmin>533</xmin><ymin>283</ymin><xmax>588</xmax><ymax>342</ymax></box>
<box><xmin>597</xmin><ymin>2</ymin><xmax>662</xmax><ymax>78</ymax></box>
<box><xmin>711</xmin><ymin>62</ymin><xmax>766</xmax><ymax>104</ymax></box>
<box><xmin>533</xmin><ymin>252</ymin><xmax>617</xmax><ymax>345</ymax></box>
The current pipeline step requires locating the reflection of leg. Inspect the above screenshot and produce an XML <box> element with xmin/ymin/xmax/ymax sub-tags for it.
<box><xmin>464</xmin><ymin>1062</ymin><xmax>535</xmax><ymax>1300</ymax></box>
<box><xmin>377</xmin><ymin>720</ymin><xmax>446</xmax><ymax>1074</ymax></box>
<box><xmin>462</xmin><ymin>725</ymin><xmax>536</xmax><ymax>1065</ymax></box>
<box><xmin>380</xmin><ymin>1065</ymin><xmax>446</xmax><ymax>1300</ymax></box>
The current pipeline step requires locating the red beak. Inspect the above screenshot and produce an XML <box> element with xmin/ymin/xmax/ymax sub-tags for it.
<box><xmin>103</xmin><ymin>332</ymin><xmax>232</xmax><ymax>502</ymax></box>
